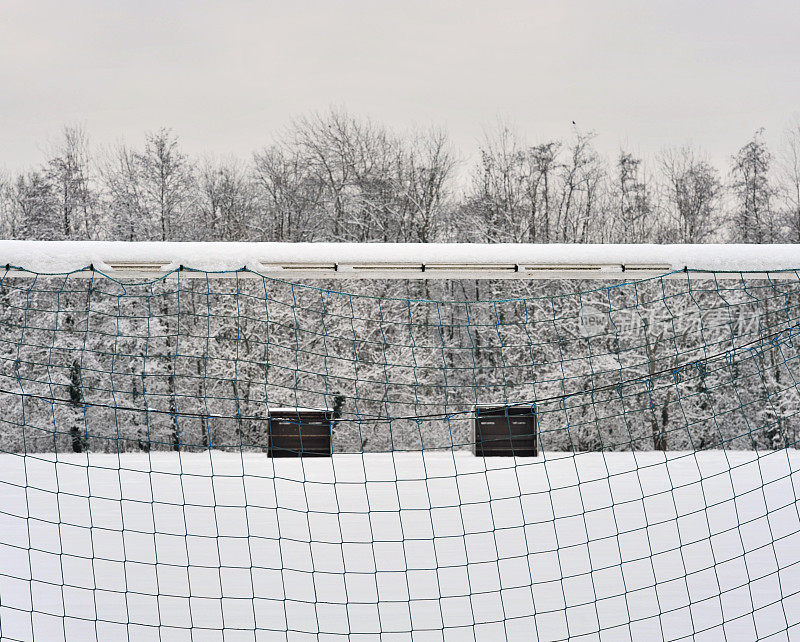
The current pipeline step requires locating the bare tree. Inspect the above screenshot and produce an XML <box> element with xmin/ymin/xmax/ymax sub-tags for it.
<box><xmin>139</xmin><ymin>129</ymin><xmax>195</xmax><ymax>241</ymax></box>
<box><xmin>467</xmin><ymin>126</ymin><xmax>557</xmax><ymax>243</ymax></box>
<box><xmin>197</xmin><ymin>158</ymin><xmax>253</xmax><ymax>241</ymax></box>
<box><xmin>12</xmin><ymin>171</ymin><xmax>60</xmax><ymax>240</ymax></box>
<box><xmin>556</xmin><ymin>130</ymin><xmax>607</xmax><ymax>242</ymax></box>
<box><xmin>45</xmin><ymin>125</ymin><xmax>99</xmax><ymax>239</ymax></box>
<box><xmin>659</xmin><ymin>146</ymin><xmax>722</xmax><ymax>242</ymax></box>
<box><xmin>269</xmin><ymin>109</ymin><xmax>455</xmax><ymax>245</ymax></box>
<box><xmin>251</xmin><ymin>145</ymin><xmax>322</xmax><ymax>241</ymax></box>
<box><xmin>778</xmin><ymin>120</ymin><xmax>800</xmax><ymax>242</ymax></box>
<box><xmin>0</xmin><ymin>172</ymin><xmax>21</xmax><ymax>238</ymax></box>
<box><xmin>102</xmin><ymin>129</ymin><xmax>195</xmax><ymax>241</ymax></box>
<box><xmin>399</xmin><ymin>128</ymin><xmax>454</xmax><ymax>243</ymax></box>
<box><xmin>730</xmin><ymin>129</ymin><xmax>776</xmax><ymax>243</ymax></box>
<box><xmin>102</xmin><ymin>144</ymin><xmax>147</xmax><ymax>241</ymax></box>
<box><xmin>467</xmin><ymin>126</ymin><xmax>608</xmax><ymax>244</ymax></box>
<box><xmin>291</xmin><ymin>109</ymin><xmax>387</xmax><ymax>241</ymax></box>
<box><xmin>614</xmin><ymin>151</ymin><xmax>652</xmax><ymax>243</ymax></box>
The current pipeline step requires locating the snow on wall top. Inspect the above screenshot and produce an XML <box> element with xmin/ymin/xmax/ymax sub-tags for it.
<box><xmin>0</xmin><ymin>241</ymin><xmax>799</xmax><ymax>277</ymax></box>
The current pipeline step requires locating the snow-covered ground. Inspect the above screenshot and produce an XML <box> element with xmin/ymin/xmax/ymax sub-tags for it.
<box><xmin>1</xmin><ymin>449</ymin><xmax>799</xmax><ymax>641</ymax></box>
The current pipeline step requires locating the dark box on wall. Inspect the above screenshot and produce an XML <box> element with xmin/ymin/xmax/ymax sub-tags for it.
<box><xmin>474</xmin><ymin>405</ymin><xmax>537</xmax><ymax>457</ymax></box>
<box><xmin>267</xmin><ymin>408</ymin><xmax>332</xmax><ymax>457</ymax></box>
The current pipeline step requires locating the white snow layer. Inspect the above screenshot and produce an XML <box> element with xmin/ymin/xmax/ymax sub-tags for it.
<box><xmin>0</xmin><ymin>240</ymin><xmax>799</xmax><ymax>274</ymax></box>
<box><xmin>1</xmin><ymin>450</ymin><xmax>799</xmax><ymax>640</ymax></box>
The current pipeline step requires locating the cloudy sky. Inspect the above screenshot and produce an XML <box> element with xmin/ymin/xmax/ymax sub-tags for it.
<box><xmin>1</xmin><ymin>0</ymin><xmax>799</xmax><ymax>174</ymax></box>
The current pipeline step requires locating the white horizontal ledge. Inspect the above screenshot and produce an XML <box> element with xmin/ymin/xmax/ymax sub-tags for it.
<box><xmin>0</xmin><ymin>241</ymin><xmax>799</xmax><ymax>280</ymax></box>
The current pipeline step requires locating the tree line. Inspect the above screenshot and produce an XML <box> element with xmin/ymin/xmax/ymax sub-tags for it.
<box><xmin>3</xmin><ymin>110</ymin><xmax>800</xmax><ymax>246</ymax></box>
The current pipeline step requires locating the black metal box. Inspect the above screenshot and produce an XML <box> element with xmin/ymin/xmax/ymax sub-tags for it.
<box><xmin>267</xmin><ymin>408</ymin><xmax>332</xmax><ymax>457</ymax></box>
<box><xmin>474</xmin><ymin>405</ymin><xmax>537</xmax><ymax>457</ymax></box>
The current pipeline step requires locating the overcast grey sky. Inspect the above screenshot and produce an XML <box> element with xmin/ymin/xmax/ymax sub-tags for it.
<box><xmin>1</xmin><ymin>0</ymin><xmax>799</xmax><ymax>174</ymax></box>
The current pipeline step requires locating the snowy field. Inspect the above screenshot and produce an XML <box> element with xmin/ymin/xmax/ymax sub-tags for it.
<box><xmin>1</xmin><ymin>450</ymin><xmax>799</xmax><ymax>641</ymax></box>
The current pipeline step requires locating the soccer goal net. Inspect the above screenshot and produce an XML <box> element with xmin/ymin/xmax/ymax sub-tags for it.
<box><xmin>1</xmin><ymin>241</ymin><xmax>800</xmax><ymax>641</ymax></box>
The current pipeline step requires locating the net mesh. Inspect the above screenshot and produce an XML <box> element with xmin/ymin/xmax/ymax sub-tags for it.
<box><xmin>1</xmin><ymin>265</ymin><xmax>800</xmax><ymax>641</ymax></box>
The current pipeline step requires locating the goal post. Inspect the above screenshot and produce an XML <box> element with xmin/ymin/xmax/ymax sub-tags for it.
<box><xmin>1</xmin><ymin>241</ymin><xmax>799</xmax><ymax>641</ymax></box>
<box><xmin>1</xmin><ymin>240</ymin><xmax>800</xmax><ymax>278</ymax></box>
